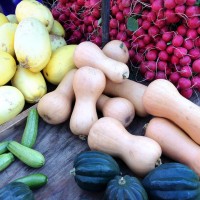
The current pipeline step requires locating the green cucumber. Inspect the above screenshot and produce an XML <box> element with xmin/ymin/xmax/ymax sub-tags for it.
<box><xmin>7</xmin><ymin>141</ymin><xmax>45</xmax><ymax>168</ymax></box>
<box><xmin>0</xmin><ymin>153</ymin><xmax>14</xmax><ymax>171</ymax></box>
<box><xmin>21</xmin><ymin>108</ymin><xmax>39</xmax><ymax>148</ymax></box>
<box><xmin>13</xmin><ymin>173</ymin><xmax>48</xmax><ymax>189</ymax></box>
<box><xmin>0</xmin><ymin>141</ymin><xmax>9</xmax><ymax>155</ymax></box>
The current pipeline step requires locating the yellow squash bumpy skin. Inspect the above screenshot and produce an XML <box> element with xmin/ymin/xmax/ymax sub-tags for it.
<box><xmin>14</xmin><ymin>17</ymin><xmax>51</xmax><ymax>73</ymax></box>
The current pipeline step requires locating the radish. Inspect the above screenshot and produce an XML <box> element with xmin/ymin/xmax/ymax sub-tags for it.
<box><xmin>151</xmin><ymin>0</ymin><xmax>163</xmax><ymax>13</ymax></box>
<box><xmin>155</xmin><ymin>71</ymin><xmax>166</xmax><ymax>79</ymax></box>
<box><xmin>185</xmin><ymin>6</ymin><xmax>199</xmax><ymax>17</ymax></box>
<box><xmin>186</xmin><ymin>0</ymin><xmax>196</xmax><ymax>6</ymax></box>
<box><xmin>148</xmin><ymin>26</ymin><xmax>160</xmax><ymax>37</ymax></box>
<box><xmin>177</xmin><ymin>25</ymin><xmax>187</xmax><ymax>36</ymax></box>
<box><xmin>191</xmin><ymin>76</ymin><xmax>200</xmax><ymax>88</ymax></box>
<box><xmin>187</xmin><ymin>17</ymin><xmax>200</xmax><ymax>29</ymax></box>
<box><xmin>156</xmin><ymin>40</ymin><xmax>167</xmax><ymax>50</ymax></box>
<box><xmin>158</xmin><ymin>50</ymin><xmax>169</xmax><ymax>61</ymax></box>
<box><xmin>162</xmin><ymin>32</ymin><xmax>173</xmax><ymax>42</ymax></box>
<box><xmin>180</xmin><ymin>66</ymin><xmax>192</xmax><ymax>78</ymax></box>
<box><xmin>146</xmin><ymin>50</ymin><xmax>158</xmax><ymax>61</ymax></box>
<box><xmin>180</xmin><ymin>88</ymin><xmax>193</xmax><ymax>99</ymax></box>
<box><xmin>179</xmin><ymin>56</ymin><xmax>191</xmax><ymax>66</ymax></box>
<box><xmin>175</xmin><ymin>5</ymin><xmax>186</xmax><ymax>14</ymax></box>
<box><xmin>171</xmin><ymin>55</ymin><xmax>180</xmax><ymax>64</ymax></box>
<box><xmin>192</xmin><ymin>59</ymin><xmax>200</xmax><ymax>73</ymax></box>
<box><xmin>146</xmin><ymin>61</ymin><xmax>157</xmax><ymax>71</ymax></box>
<box><xmin>169</xmin><ymin>72</ymin><xmax>181</xmax><ymax>84</ymax></box>
<box><xmin>189</xmin><ymin>48</ymin><xmax>200</xmax><ymax>60</ymax></box>
<box><xmin>164</xmin><ymin>0</ymin><xmax>176</xmax><ymax>9</ymax></box>
<box><xmin>157</xmin><ymin>61</ymin><xmax>167</xmax><ymax>71</ymax></box>
<box><xmin>174</xmin><ymin>47</ymin><xmax>187</xmax><ymax>58</ymax></box>
<box><xmin>142</xmin><ymin>20</ymin><xmax>151</xmax><ymax>30</ymax></box>
<box><xmin>121</xmin><ymin>0</ymin><xmax>131</xmax><ymax>7</ymax></box>
<box><xmin>175</xmin><ymin>0</ymin><xmax>186</xmax><ymax>5</ymax></box>
<box><xmin>172</xmin><ymin>35</ymin><xmax>184</xmax><ymax>47</ymax></box>
<box><xmin>145</xmin><ymin>71</ymin><xmax>155</xmax><ymax>81</ymax></box>
<box><xmin>186</xmin><ymin>29</ymin><xmax>198</xmax><ymax>39</ymax></box>
<box><xmin>166</xmin><ymin>45</ymin><xmax>174</xmax><ymax>54</ymax></box>
<box><xmin>109</xmin><ymin>18</ymin><xmax>118</xmax><ymax>29</ymax></box>
<box><xmin>177</xmin><ymin>77</ymin><xmax>191</xmax><ymax>89</ymax></box>
<box><xmin>111</xmin><ymin>5</ymin><xmax>119</xmax><ymax>15</ymax></box>
<box><xmin>183</xmin><ymin>39</ymin><xmax>194</xmax><ymax>50</ymax></box>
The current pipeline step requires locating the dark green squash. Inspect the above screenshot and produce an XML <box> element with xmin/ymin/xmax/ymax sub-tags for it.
<box><xmin>142</xmin><ymin>162</ymin><xmax>200</xmax><ymax>200</ymax></box>
<box><xmin>70</xmin><ymin>150</ymin><xmax>121</xmax><ymax>191</ymax></box>
<box><xmin>104</xmin><ymin>175</ymin><xmax>148</xmax><ymax>200</ymax></box>
<box><xmin>0</xmin><ymin>182</ymin><xmax>34</xmax><ymax>200</ymax></box>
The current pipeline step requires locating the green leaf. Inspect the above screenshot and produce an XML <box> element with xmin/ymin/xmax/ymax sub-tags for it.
<box><xmin>195</xmin><ymin>0</ymin><xmax>200</xmax><ymax>6</ymax></box>
<box><xmin>127</xmin><ymin>17</ymin><xmax>138</xmax><ymax>32</ymax></box>
<box><xmin>98</xmin><ymin>18</ymin><xmax>102</xmax><ymax>26</ymax></box>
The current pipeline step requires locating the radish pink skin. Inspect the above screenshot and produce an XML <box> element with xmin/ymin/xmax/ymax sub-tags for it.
<box><xmin>162</xmin><ymin>32</ymin><xmax>173</xmax><ymax>42</ymax></box>
<box><xmin>192</xmin><ymin>59</ymin><xmax>200</xmax><ymax>73</ymax></box>
<box><xmin>175</xmin><ymin>0</ymin><xmax>186</xmax><ymax>5</ymax></box>
<box><xmin>171</xmin><ymin>55</ymin><xmax>180</xmax><ymax>65</ymax></box>
<box><xmin>177</xmin><ymin>25</ymin><xmax>187</xmax><ymax>36</ymax></box>
<box><xmin>155</xmin><ymin>71</ymin><xmax>166</xmax><ymax>79</ymax></box>
<box><xmin>169</xmin><ymin>72</ymin><xmax>181</xmax><ymax>84</ymax></box>
<box><xmin>187</xmin><ymin>17</ymin><xmax>200</xmax><ymax>29</ymax></box>
<box><xmin>174</xmin><ymin>47</ymin><xmax>187</xmax><ymax>58</ymax></box>
<box><xmin>158</xmin><ymin>51</ymin><xmax>169</xmax><ymax>61</ymax></box>
<box><xmin>164</xmin><ymin>0</ymin><xmax>176</xmax><ymax>9</ymax></box>
<box><xmin>191</xmin><ymin>76</ymin><xmax>200</xmax><ymax>88</ymax></box>
<box><xmin>146</xmin><ymin>50</ymin><xmax>158</xmax><ymax>61</ymax></box>
<box><xmin>158</xmin><ymin>61</ymin><xmax>167</xmax><ymax>71</ymax></box>
<box><xmin>177</xmin><ymin>77</ymin><xmax>192</xmax><ymax>89</ymax></box>
<box><xmin>185</xmin><ymin>6</ymin><xmax>199</xmax><ymax>17</ymax></box>
<box><xmin>145</xmin><ymin>71</ymin><xmax>155</xmax><ymax>81</ymax></box>
<box><xmin>183</xmin><ymin>39</ymin><xmax>194</xmax><ymax>50</ymax></box>
<box><xmin>186</xmin><ymin>0</ymin><xmax>196</xmax><ymax>6</ymax></box>
<box><xmin>186</xmin><ymin>29</ymin><xmax>198</xmax><ymax>39</ymax></box>
<box><xmin>175</xmin><ymin>5</ymin><xmax>186</xmax><ymax>14</ymax></box>
<box><xmin>180</xmin><ymin>66</ymin><xmax>192</xmax><ymax>78</ymax></box>
<box><xmin>179</xmin><ymin>56</ymin><xmax>191</xmax><ymax>66</ymax></box>
<box><xmin>180</xmin><ymin>88</ymin><xmax>193</xmax><ymax>99</ymax></box>
<box><xmin>172</xmin><ymin>35</ymin><xmax>184</xmax><ymax>47</ymax></box>
<box><xmin>189</xmin><ymin>48</ymin><xmax>200</xmax><ymax>60</ymax></box>
<box><xmin>156</xmin><ymin>40</ymin><xmax>167</xmax><ymax>50</ymax></box>
<box><xmin>166</xmin><ymin>45</ymin><xmax>174</xmax><ymax>54</ymax></box>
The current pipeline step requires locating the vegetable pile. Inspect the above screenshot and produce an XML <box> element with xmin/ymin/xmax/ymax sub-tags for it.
<box><xmin>52</xmin><ymin>0</ymin><xmax>200</xmax><ymax>99</ymax></box>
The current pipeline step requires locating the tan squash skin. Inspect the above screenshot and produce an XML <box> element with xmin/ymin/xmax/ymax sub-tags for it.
<box><xmin>102</xmin><ymin>40</ymin><xmax>129</xmax><ymax>64</ymax></box>
<box><xmin>73</xmin><ymin>41</ymin><xmax>129</xmax><ymax>83</ymax></box>
<box><xmin>37</xmin><ymin>69</ymin><xmax>77</xmax><ymax>124</ymax></box>
<box><xmin>143</xmin><ymin>79</ymin><xmax>200</xmax><ymax>145</ymax></box>
<box><xmin>70</xmin><ymin>66</ymin><xmax>106</xmax><ymax>136</ymax></box>
<box><xmin>96</xmin><ymin>94</ymin><xmax>135</xmax><ymax>127</ymax></box>
<box><xmin>145</xmin><ymin>117</ymin><xmax>200</xmax><ymax>176</ymax></box>
<box><xmin>104</xmin><ymin>78</ymin><xmax>148</xmax><ymax>117</ymax></box>
<box><xmin>88</xmin><ymin>117</ymin><xmax>162</xmax><ymax>177</ymax></box>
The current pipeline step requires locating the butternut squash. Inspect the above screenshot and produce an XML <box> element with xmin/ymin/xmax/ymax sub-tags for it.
<box><xmin>88</xmin><ymin>117</ymin><xmax>162</xmax><ymax>177</ymax></box>
<box><xmin>104</xmin><ymin>79</ymin><xmax>148</xmax><ymax>117</ymax></box>
<box><xmin>70</xmin><ymin>66</ymin><xmax>106</xmax><ymax>136</ymax></box>
<box><xmin>73</xmin><ymin>41</ymin><xmax>129</xmax><ymax>83</ymax></box>
<box><xmin>102</xmin><ymin>40</ymin><xmax>129</xmax><ymax>64</ymax></box>
<box><xmin>37</xmin><ymin>69</ymin><xmax>76</xmax><ymax>124</ymax></box>
<box><xmin>145</xmin><ymin>117</ymin><xmax>200</xmax><ymax>176</ymax></box>
<box><xmin>96</xmin><ymin>94</ymin><xmax>135</xmax><ymax>127</ymax></box>
<box><xmin>143</xmin><ymin>79</ymin><xmax>200</xmax><ymax>145</ymax></box>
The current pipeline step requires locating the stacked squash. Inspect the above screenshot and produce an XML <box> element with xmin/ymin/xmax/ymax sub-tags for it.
<box><xmin>37</xmin><ymin>40</ymin><xmax>162</xmax><ymax>178</ymax></box>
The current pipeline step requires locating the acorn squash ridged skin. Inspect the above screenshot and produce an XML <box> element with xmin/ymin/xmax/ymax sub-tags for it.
<box><xmin>0</xmin><ymin>182</ymin><xmax>34</xmax><ymax>200</ymax></box>
<box><xmin>142</xmin><ymin>162</ymin><xmax>200</xmax><ymax>200</ymax></box>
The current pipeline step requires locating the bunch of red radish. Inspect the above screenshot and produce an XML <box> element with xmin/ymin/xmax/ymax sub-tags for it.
<box><xmin>51</xmin><ymin>0</ymin><xmax>200</xmax><ymax>99</ymax></box>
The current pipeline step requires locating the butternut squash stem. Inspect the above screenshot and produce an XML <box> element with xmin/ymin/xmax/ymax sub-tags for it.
<box><xmin>155</xmin><ymin>158</ymin><xmax>162</xmax><ymax>167</ymax></box>
<box><xmin>79</xmin><ymin>135</ymin><xmax>87</xmax><ymax>140</ymax></box>
<box><xmin>123</xmin><ymin>72</ymin><xmax>129</xmax><ymax>79</ymax></box>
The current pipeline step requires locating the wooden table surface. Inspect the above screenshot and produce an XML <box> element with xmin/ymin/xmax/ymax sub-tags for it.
<box><xmin>0</xmin><ymin>70</ymin><xmax>200</xmax><ymax>200</ymax></box>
